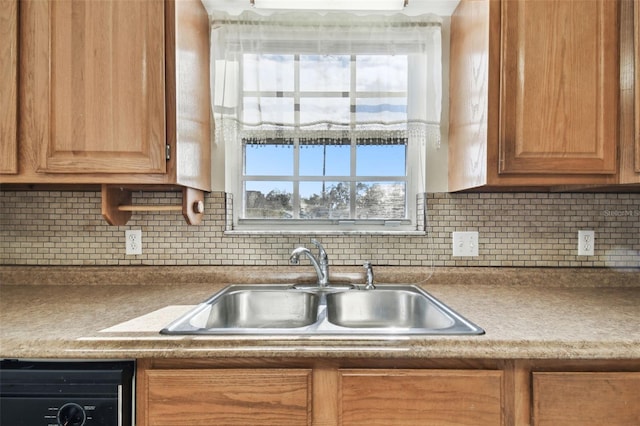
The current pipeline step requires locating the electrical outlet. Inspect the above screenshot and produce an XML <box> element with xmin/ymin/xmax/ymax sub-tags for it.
<box><xmin>125</xmin><ymin>230</ymin><xmax>142</xmax><ymax>255</ymax></box>
<box><xmin>452</xmin><ymin>231</ymin><xmax>479</xmax><ymax>257</ymax></box>
<box><xmin>578</xmin><ymin>230</ymin><xmax>595</xmax><ymax>256</ymax></box>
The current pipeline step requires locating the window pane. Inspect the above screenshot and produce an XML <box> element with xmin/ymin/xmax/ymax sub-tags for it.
<box><xmin>245</xmin><ymin>181</ymin><xmax>293</xmax><ymax>219</ymax></box>
<box><xmin>245</xmin><ymin>142</ymin><xmax>293</xmax><ymax>176</ymax></box>
<box><xmin>356</xmin><ymin>97</ymin><xmax>407</xmax><ymax>125</ymax></box>
<box><xmin>356</xmin><ymin>143</ymin><xmax>406</xmax><ymax>176</ymax></box>
<box><xmin>356</xmin><ymin>55</ymin><xmax>408</xmax><ymax>92</ymax></box>
<box><xmin>238</xmin><ymin>52</ymin><xmax>416</xmax><ymax>224</ymax></box>
<box><xmin>300</xmin><ymin>55</ymin><xmax>350</xmax><ymax>92</ymax></box>
<box><xmin>300</xmin><ymin>181</ymin><xmax>350</xmax><ymax>219</ymax></box>
<box><xmin>243</xmin><ymin>97</ymin><xmax>294</xmax><ymax>126</ymax></box>
<box><xmin>299</xmin><ymin>142</ymin><xmax>350</xmax><ymax>176</ymax></box>
<box><xmin>356</xmin><ymin>182</ymin><xmax>406</xmax><ymax>219</ymax></box>
<box><xmin>299</xmin><ymin>98</ymin><xmax>350</xmax><ymax>128</ymax></box>
<box><xmin>243</xmin><ymin>54</ymin><xmax>294</xmax><ymax>92</ymax></box>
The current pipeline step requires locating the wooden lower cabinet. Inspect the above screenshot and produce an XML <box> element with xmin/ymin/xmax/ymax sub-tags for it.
<box><xmin>140</xmin><ymin>368</ymin><xmax>313</xmax><ymax>426</ymax></box>
<box><xmin>339</xmin><ymin>369</ymin><xmax>503</xmax><ymax>426</ymax></box>
<box><xmin>137</xmin><ymin>360</ymin><xmax>505</xmax><ymax>426</ymax></box>
<box><xmin>137</xmin><ymin>359</ymin><xmax>640</xmax><ymax>426</ymax></box>
<box><xmin>532</xmin><ymin>372</ymin><xmax>640</xmax><ymax>426</ymax></box>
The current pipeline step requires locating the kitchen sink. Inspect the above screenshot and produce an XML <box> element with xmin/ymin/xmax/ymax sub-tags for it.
<box><xmin>189</xmin><ymin>289</ymin><xmax>320</xmax><ymax>329</ymax></box>
<box><xmin>160</xmin><ymin>284</ymin><xmax>484</xmax><ymax>336</ymax></box>
<box><xmin>326</xmin><ymin>290</ymin><xmax>456</xmax><ymax>329</ymax></box>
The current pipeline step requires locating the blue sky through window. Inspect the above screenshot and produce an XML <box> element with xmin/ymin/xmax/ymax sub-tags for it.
<box><xmin>245</xmin><ymin>143</ymin><xmax>406</xmax><ymax>198</ymax></box>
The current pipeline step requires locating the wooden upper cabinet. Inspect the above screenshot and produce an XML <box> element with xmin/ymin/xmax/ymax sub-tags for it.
<box><xmin>41</xmin><ymin>0</ymin><xmax>166</xmax><ymax>174</ymax></box>
<box><xmin>449</xmin><ymin>0</ymin><xmax>621</xmax><ymax>191</ymax></box>
<box><xmin>618</xmin><ymin>0</ymin><xmax>639</xmax><ymax>184</ymax></box>
<box><xmin>166</xmin><ymin>0</ymin><xmax>212</xmax><ymax>191</ymax></box>
<box><xmin>635</xmin><ymin>0</ymin><xmax>640</xmax><ymax>176</ymax></box>
<box><xmin>499</xmin><ymin>0</ymin><xmax>618</xmax><ymax>175</ymax></box>
<box><xmin>4</xmin><ymin>0</ymin><xmax>211</xmax><ymax>189</ymax></box>
<box><xmin>0</xmin><ymin>0</ymin><xmax>18</xmax><ymax>174</ymax></box>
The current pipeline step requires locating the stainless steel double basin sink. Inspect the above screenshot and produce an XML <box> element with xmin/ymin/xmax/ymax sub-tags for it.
<box><xmin>161</xmin><ymin>284</ymin><xmax>484</xmax><ymax>336</ymax></box>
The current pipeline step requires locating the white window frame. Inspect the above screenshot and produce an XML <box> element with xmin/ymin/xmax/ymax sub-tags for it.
<box><xmin>226</xmin><ymin>54</ymin><xmax>427</xmax><ymax>234</ymax></box>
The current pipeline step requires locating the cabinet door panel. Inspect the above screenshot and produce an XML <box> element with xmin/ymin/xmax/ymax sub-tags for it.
<box><xmin>42</xmin><ymin>0</ymin><xmax>165</xmax><ymax>174</ymax></box>
<box><xmin>339</xmin><ymin>369</ymin><xmax>503</xmax><ymax>426</ymax></box>
<box><xmin>143</xmin><ymin>369</ymin><xmax>312</xmax><ymax>426</ymax></box>
<box><xmin>533</xmin><ymin>372</ymin><xmax>640</xmax><ymax>426</ymax></box>
<box><xmin>635</xmin><ymin>0</ymin><xmax>639</xmax><ymax>173</ymax></box>
<box><xmin>0</xmin><ymin>0</ymin><xmax>18</xmax><ymax>174</ymax></box>
<box><xmin>499</xmin><ymin>0</ymin><xmax>618</xmax><ymax>175</ymax></box>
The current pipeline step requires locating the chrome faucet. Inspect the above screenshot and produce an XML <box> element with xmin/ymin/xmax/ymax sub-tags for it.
<box><xmin>289</xmin><ymin>239</ymin><xmax>330</xmax><ymax>287</ymax></box>
<box><xmin>363</xmin><ymin>261</ymin><xmax>375</xmax><ymax>290</ymax></box>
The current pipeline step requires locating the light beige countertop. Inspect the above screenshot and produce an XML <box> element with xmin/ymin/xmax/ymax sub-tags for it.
<box><xmin>1</xmin><ymin>266</ymin><xmax>639</xmax><ymax>360</ymax></box>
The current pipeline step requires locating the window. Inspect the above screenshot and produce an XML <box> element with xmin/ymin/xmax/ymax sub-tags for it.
<box><xmin>212</xmin><ymin>13</ymin><xmax>442</xmax><ymax>232</ymax></box>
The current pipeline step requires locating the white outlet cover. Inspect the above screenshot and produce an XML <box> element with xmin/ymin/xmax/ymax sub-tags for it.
<box><xmin>578</xmin><ymin>230</ymin><xmax>595</xmax><ymax>256</ymax></box>
<box><xmin>452</xmin><ymin>231</ymin><xmax>479</xmax><ymax>257</ymax></box>
<box><xmin>125</xmin><ymin>230</ymin><xmax>142</xmax><ymax>255</ymax></box>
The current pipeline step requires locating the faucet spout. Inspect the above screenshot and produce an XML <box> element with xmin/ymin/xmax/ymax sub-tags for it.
<box><xmin>289</xmin><ymin>241</ymin><xmax>330</xmax><ymax>287</ymax></box>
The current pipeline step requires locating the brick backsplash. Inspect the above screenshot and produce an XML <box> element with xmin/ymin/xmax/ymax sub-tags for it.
<box><xmin>1</xmin><ymin>191</ymin><xmax>639</xmax><ymax>267</ymax></box>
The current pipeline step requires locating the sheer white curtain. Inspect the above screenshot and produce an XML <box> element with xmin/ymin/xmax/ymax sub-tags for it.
<box><xmin>211</xmin><ymin>11</ymin><xmax>442</xmax><ymax>197</ymax></box>
<box><xmin>211</xmin><ymin>12</ymin><xmax>442</xmax><ymax>139</ymax></box>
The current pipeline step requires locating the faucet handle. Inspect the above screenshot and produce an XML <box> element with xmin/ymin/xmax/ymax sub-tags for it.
<box><xmin>363</xmin><ymin>261</ymin><xmax>375</xmax><ymax>290</ymax></box>
<box><xmin>310</xmin><ymin>239</ymin><xmax>328</xmax><ymax>261</ymax></box>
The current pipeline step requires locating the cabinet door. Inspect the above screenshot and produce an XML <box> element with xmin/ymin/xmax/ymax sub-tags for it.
<box><xmin>141</xmin><ymin>369</ymin><xmax>312</xmax><ymax>426</ymax></box>
<box><xmin>532</xmin><ymin>372</ymin><xmax>640</xmax><ymax>426</ymax></box>
<box><xmin>635</xmin><ymin>0</ymin><xmax>640</xmax><ymax>174</ymax></box>
<box><xmin>40</xmin><ymin>0</ymin><xmax>166</xmax><ymax>174</ymax></box>
<box><xmin>0</xmin><ymin>0</ymin><xmax>18</xmax><ymax>174</ymax></box>
<box><xmin>618</xmin><ymin>0</ymin><xmax>639</xmax><ymax>184</ymax></box>
<box><xmin>339</xmin><ymin>369</ymin><xmax>503</xmax><ymax>425</ymax></box>
<box><xmin>499</xmin><ymin>0</ymin><xmax>618</xmax><ymax>175</ymax></box>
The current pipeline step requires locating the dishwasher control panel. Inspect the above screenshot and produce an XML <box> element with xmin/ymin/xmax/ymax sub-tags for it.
<box><xmin>0</xmin><ymin>360</ymin><xmax>134</xmax><ymax>426</ymax></box>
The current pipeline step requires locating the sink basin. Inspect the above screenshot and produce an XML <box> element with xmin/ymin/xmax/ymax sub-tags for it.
<box><xmin>160</xmin><ymin>284</ymin><xmax>483</xmax><ymax>336</ymax></box>
<box><xmin>326</xmin><ymin>290</ymin><xmax>455</xmax><ymax>329</ymax></box>
<box><xmin>162</xmin><ymin>287</ymin><xmax>320</xmax><ymax>333</ymax></box>
<box><xmin>191</xmin><ymin>289</ymin><xmax>319</xmax><ymax>329</ymax></box>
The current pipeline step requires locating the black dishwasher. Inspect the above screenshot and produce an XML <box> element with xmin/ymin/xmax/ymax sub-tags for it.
<box><xmin>0</xmin><ymin>360</ymin><xmax>134</xmax><ymax>426</ymax></box>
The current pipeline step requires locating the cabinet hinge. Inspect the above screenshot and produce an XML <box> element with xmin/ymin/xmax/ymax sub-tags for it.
<box><xmin>166</xmin><ymin>144</ymin><xmax>171</xmax><ymax>161</ymax></box>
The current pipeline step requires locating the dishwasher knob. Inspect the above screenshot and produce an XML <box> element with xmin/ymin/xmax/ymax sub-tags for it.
<box><xmin>57</xmin><ymin>402</ymin><xmax>86</xmax><ymax>426</ymax></box>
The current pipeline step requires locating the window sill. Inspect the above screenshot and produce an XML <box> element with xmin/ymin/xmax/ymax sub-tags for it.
<box><xmin>224</xmin><ymin>228</ymin><xmax>427</xmax><ymax>236</ymax></box>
